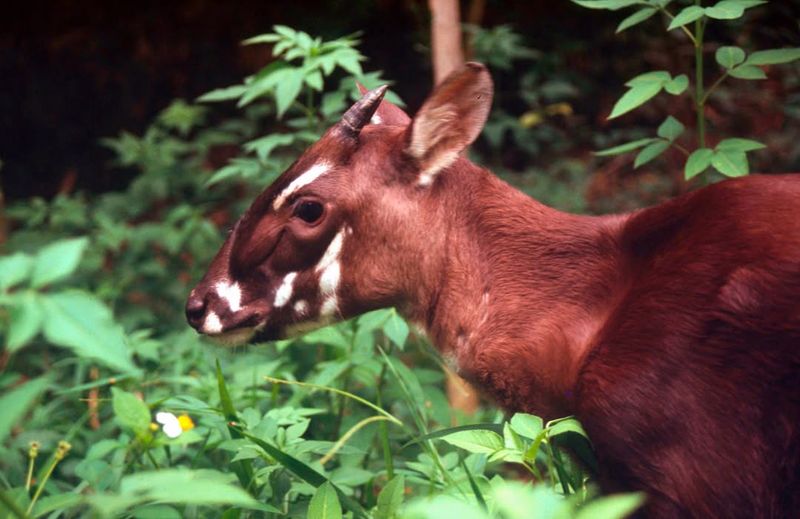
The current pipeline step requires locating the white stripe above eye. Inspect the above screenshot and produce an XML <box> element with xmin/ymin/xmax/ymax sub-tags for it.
<box><xmin>273</xmin><ymin>162</ymin><xmax>332</xmax><ymax>211</ymax></box>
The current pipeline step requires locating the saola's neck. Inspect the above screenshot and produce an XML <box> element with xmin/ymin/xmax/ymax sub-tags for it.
<box><xmin>413</xmin><ymin>161</ymin><xmax>627</xmax><ymax>418</ymax></box>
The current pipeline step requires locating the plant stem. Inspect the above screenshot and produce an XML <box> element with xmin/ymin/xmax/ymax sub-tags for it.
<box><xmin>702</xmin><ymin>72</ymin><xmax>729</xmax><ymax>105</ymax></box>
<box><xmin>694</xmin><ymin>5</ymin><xmax>706</xmax><ymax>150</ymax></box>
<box><xmin>375</xmin><ymin>382</ymin><xmax>394</xmax><ymax>480</ymax></box>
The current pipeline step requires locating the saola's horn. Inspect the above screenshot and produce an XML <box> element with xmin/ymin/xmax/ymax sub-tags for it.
<box><xmin>338</xmin><ymin>85</ymin><xmax>388</xmax><ymax>138</ymax></box>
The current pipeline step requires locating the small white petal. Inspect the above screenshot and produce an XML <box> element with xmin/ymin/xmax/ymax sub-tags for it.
<box><xmin>162</xmin><ymin>422</ymin><xmax>182</xmax><ymax>438</ymax></box>
<box><xmin>155</xmin><ymin>412</ymin><xmax>177</xmax><ymax>426</ymax></box>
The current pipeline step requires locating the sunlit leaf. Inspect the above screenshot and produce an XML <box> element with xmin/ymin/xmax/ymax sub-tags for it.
<box><xmin>112</xmin><ymin>388</ymin><xmax>151</xmax><ymax>436</ymax></box>
<box><xmin>667</xmin><ymin>6</ymin><xmax>705</xmax><ymax>30</ymax></box>
<box><xmin>308</xmin><ymin>482</ymin><xmax>343</xmax><ymax>519</ymax></box>
<box><xmin>728</xmin><ymin>65</ymin><xmax>767</xmax><ymax>80</ymax></box>
<box><xmin>595</xmin><ymin>138</ymin><xmax>657</xmax><ymax>157</ymax></box>
<box><xmin>439</xmin><ymin>429</ymin><xmax>504</xmax><ymax>455</ymax></box>
<box><xmin>375</xmin><ymin>475</ymin><xmax>405</xmax><ymax>519</ymax></box>
<box><xmin>657</xmin><ymin>116</ymin><xmax>685</xmax><ymax>142</ymax></box>
<box><xmin>30</xmin><ymin>237</ymin><xmax>88</xmax><ymax>288</ymax></box>
<box><xmin>664</xmin><ymin>74</ymin><xmax>689</xmax><ymax>95</ymax></box>
<box><xmin>711</xmin><ymin>149</ymin><xmax>749</xmax><ymax>177</ymax></box>
<box><xmin>0</xmin><ymin>377</ymin><xmax>49</xmax><ymax>444</ymax></box>
<box><xmin>6</xmin><ymin>291</ymin><xmax>44</xmax><ymax>351</ymax></box>
<box><xmin>0</xmin><ymin>253</ymin><xmax>32</xmax><ymax>291</ymax></box>
<box><xmin>715</xmin><ymin>46</ymin><xmax>746</xmax><ymax>69</ymax></box>
<box><xmin>634</xmin><ymin>140</ymin><xmax>670</xmax><ymax>168</ymax></box>
<box><xmin>609</xmin><ymin>82</ymin><xmax>664</xmax><ymax>119</ymax></box>
<box><xmin>616</xmin><ymin>8</ymin><xmax>657</xmax><ymax>33</ymax></box>
<box><xmin>684</xmin><ymin>148</ymin><xmax>714</xmax><ymax>179</ymax></box>
<box><xmin>745</xmin><ymin>48</ymin><xmax>800</xmax><ymax>66</ymax></box>
<box><xmin>716</xmin><ymin>138</ymin><xmax>766</xmax><ymax>152</ymax></box>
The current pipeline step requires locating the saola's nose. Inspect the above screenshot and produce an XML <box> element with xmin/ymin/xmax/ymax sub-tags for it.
<box><xmin>185</xmin><ymin>293</ymin><xmax>206</xmax><ymax>329</ymax></box>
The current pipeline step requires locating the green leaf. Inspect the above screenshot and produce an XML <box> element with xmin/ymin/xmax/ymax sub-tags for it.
<box><xmin>118</xmin><ymin>469</ymin><xmax>261</xmax><ymax>508</ymax></box>
<box><xmin>684</xmin><ymin>148</ymin><xmax>714</xmax><ymax>179</ymax></box>
<box><xmin>712</xmin><ymin>149</ymin><xmax>749</xmax><ymax>177</ymax></box>
<box><xmin>745</xmin><ymin>48</ymin><xmax>800</xmax><ymax>66</ymax></box>
<box><xmin>0</xmin><ymin>253</ymin><xmax>32</xmax><ymax>291</ymax></box>
<box><xmin>634</xmin><ymin>140</ymin><xmax>670</xmax><ymax>168</ymax></box>
<box><xmin>728</xmin><ymin>65</ymin><xmax>767</xmax><ymax>80</ymax></box>
<box><xmin>664</xmin><ymin>74</ymin><xmax>689</xmax><ymax>95</ymax></box>
<box><xmin>616</xmin><ymin>8</ymin><xmax>657</xmax><ymax>33</ymax></box>
<box><xmin>41</xmin><ymin>290</ymin><xmax>135</xmax><ymax>373</ymax></box>
<box><xmin>609</xmin><ymin>82</ymin><xmax>664</xmax><ymax>119</ymax></box>
<box><xmin>308</xmin><ymin>482</ymin><xmax>342</xmax><ymax>519</ymax></box>
<box><xmin>243</xmin><ymin>133</ymin><xmax>295</xmax><ymax>162</ymax></box>
<box><xmin>383</xmin><ymin>310</ymin><xmax>409</xmax><ymax>350</ymax></box>
<box><xmin>570</xmin><ymin>0</ymin><xmax>642</xmax><ymax>10</ymax></box>
<box><xmin>6</xmin><ymin>291</ymin><xmax>44</xmax><ymax>351</ymax></box>
<box><xmin>715</xmin><ymin>46</ymin><xmax>746</xmax><ymax>69</ymax></box>
<box><xmin>667</xmin><ymin>6</ymin><xmax>705</xmax><ymax>30</ymax></box>
<box><xmin>197</xmin><ymin>85</ymin><xmax>248</xmax><ymax>103</ymax></box>
<box><xmin>657</xmin><ymin>116</ymin><xmax>685</xmax><ymax>141</ymax></box>
<box><xmin>548</xmin><ymin>417</ymin><xmax>590</xmax><ymax>440</ymax></box>
<box><xmin>624</xmin><ymin>70</ymin><xmax>671</xmax><ymax>87</ymax></box>
<box><xmin>704</xmin><ymin>1</ymin><xmax>745</xmax><ymax>20</ymax></box>
<box><xmin>576</xmin><ymin>493</ymin><xmax>646</xmax><ymax>519</ymax></box>
<box><xmin>595</xmin><ymin>138</ymin><xmax>658</xmax><ymax>157</ymax></box>
<box><xmin>275</xmin><ymin>68</ymin><xmax>305</xmax><ymax>118</ymax></box>
<box><xmin>112</xmin><ymin>388</ymin><xmax>151</xmax><ymax>436</ymax></box>
<box><xmin>30</xmin><ymin>237</ymin><xmax>88</xmax><ymax>288</ymax></box>
<box><xmin>305</xmin><ymin>70</ymin><xmax>324</xmax><ymax>91</ymax></box>
<box><xmin>32</xmin><ymin>493</ymin><xmax>85</xmax><ymax>517</ymax></box>
<box><xmin>402</xmin><ymin>423</ymin><xmax>504</xmax><ymax>449</ymax></box>
<box><xmin>439</xmin><ymin>429</ymin><xmax>504</xmax><ymax>455</ymax></box>
<box><xmin>375</xmin><ymin>476</ymin><xmax>405</xmax><ymax>519</ymax></box>
<box><xmin>716</xmin><ymin>138</ymin><xmax>766</xmax><ymax>152</ymax></box>
<box><xmin>0</xmin><ymin>487</ymin><xmax>31</xmax><ymax>519</ymax></box>
<box><xmin>0</xmin><ymin>377</ymin><xmax>49</xmax><ymax>444</ymax></box>
<box><xmin>509</xmin><ymin>413</ymin><xmax>544</xmax><ymax>440</ymax></box>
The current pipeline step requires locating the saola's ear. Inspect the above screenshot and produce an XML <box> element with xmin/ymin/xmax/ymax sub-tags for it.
<box><xmin>406</xmin><ymin>62</ymin><xmax>493</xmax><ymax>186</ymax></box>
<box><xmin>356</xmin><ymin>83</ymin><xmax>411</xmax><ymax>126</ymax></box>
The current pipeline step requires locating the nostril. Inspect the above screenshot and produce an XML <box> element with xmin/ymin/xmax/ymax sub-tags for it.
<box><xmin>185</xmin><ymin>295</ymin><xmax>206</xmax><ymax>326</ymax></box>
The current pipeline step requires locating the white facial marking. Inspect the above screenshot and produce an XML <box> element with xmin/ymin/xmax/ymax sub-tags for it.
<box><xmin>274</xmin><ymin>272</ymin><xmax>297</xmax><ymax>308</ymax></box>
<box><xmin>370</xmin><ymin>114</ymin><xmax>383</xmax><ymax>125</ymax></box>
<box><xmin>294</xmin><ymin>300</ymin><xmax>309</xmax><ymax>316</ymax></box>
<box><xmin>215</xmin><ymin>281</ymin><xmax>242</xmax><ymax>312</ymax></box>
<box><xmin>273</xmin><ymin>162</ymin><xmax>332</xmax><ymax>210</ymax></box>
<box><xmin>203</xmin><ymin>311</ymin><xmax>223</xmax><ymax>334</ymax></box>
<box><xmin>315</xmin><ymin>228</ymin><xmax>346</xmax><ymax>318</ymax></box>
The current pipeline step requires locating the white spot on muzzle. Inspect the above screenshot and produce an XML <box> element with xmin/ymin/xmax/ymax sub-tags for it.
<box><xmin>203</xmin><ymin>311</ymin><xmax>223</xmax><ymax>334</ymax></box>
<box><xmin>315</xmin><ymin>228</ymin><xmax>345</xmax><ymax>316</ymax></box>
<box><xmin>293</xmin><ymin>300</ymin><xmax>309</xmax><ymax>316</ymax></box>
<box><xmin>274</xmin><ymin>272</ymin><xmax>298</xmax><ymax>308</ymax></box>
<box><xmin>273</xmin><ymin>162</ymin><xmax>331</xmax><ymax>211</ymax></box>
<box><xmin>215</xmin><ymin>281</ymin><xmax>242</xmax><ymax>312</ymax></box>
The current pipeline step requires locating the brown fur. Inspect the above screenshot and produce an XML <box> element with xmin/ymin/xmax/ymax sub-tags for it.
<box><xmin>188</xmin><ymin>64</ymin><xmax>800</xmax><ymax>517</ymax></box>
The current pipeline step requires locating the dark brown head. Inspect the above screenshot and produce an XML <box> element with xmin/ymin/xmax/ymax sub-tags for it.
<box><xmin>186</xmin><ymin>63</ymin><xmax>493</xmax><ymax>345</ymax></box>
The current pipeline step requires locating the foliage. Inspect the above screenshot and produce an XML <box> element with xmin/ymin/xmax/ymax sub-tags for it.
<box><xmin>0</xmin><ymin>26</ymin><xmax>645</xmax><ymax>519</ymax></box>
<box><xmin>573</xmin><ymin>0</ymin><xmax>800</xmax><ymax>180</ymax></box>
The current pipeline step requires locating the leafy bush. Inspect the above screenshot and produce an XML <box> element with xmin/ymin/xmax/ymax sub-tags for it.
<box><xmin>0</xmin><ymin>26</ymin><xmax>641</xmax><ymax>519</ymax></box>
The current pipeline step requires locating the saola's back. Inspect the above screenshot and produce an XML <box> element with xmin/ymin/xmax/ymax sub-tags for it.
<box><xmin>578</xmin><ymin>175</ymin><xmax>800</xmax><ymax>517</ymax></box>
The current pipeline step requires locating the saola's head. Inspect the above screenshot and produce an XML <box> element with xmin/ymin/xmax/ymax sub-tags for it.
<box><xmin>186</xmin><ymin>63</ymin><xmax>493</xmax><ymax>345</ymax></box>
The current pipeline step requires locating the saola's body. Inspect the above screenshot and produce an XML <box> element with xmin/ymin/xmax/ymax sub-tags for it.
<box><xmin>187</xmin><ymin>63</ymin><xmax>800</xmax><ymax>517</ymax></box>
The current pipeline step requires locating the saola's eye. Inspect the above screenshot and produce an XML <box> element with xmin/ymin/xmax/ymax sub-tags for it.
<box><xmin>293</xmin><ymin>200</ymin><xmax>324</xmax><ymax>224</ymax></box>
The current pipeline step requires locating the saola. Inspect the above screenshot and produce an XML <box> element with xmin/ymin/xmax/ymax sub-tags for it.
<box><xmin>187</xmin><ymin>63</ymin><xmax>800</xmax><ymax>517</ymax></box>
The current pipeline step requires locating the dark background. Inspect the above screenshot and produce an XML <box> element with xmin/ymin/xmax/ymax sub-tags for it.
<box><xmin>1</xmin><ymin>0</ymin><xmax>799</xmax><ymax>200</ymax></box>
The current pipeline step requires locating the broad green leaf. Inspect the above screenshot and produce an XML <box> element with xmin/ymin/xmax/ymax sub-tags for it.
<box><xmin>704</xmin><ymin>1</ymin><xmax>744</xmax><ymax>20</ymax></box>
<box><xmin>402</xmin><ymin>423</ymin><xmax>504</xmax><ymax>449</ymax></box>
<box><xmin>0</xmin><ymin>377</ymin><xmax>48</xmax><ymax>444</ymax></box>
<box><xmin>510</xmin><ymin>413</ymin><xmax>544</xmax><ymax>440</ymax></box>
<box><xmin>609</xmin><ymin>82</ymin><xmax>663</xmax><ymax>119</ymax></box>
<box><xmin>237</xmin><ymin>60</ymin><xmax>291</xmax><ymax>106</ymax></box>
<box><xmin>383</xmin><ymin>310</ymin><xmax>409</xmax><ymax>349</ymax></box>
<box><xmin>684</xmin><ymin>148</ymin><xmax>714</xmax><ymax>179</ymax></box>
<box><xmin>595</xmin><ymin>138</ymin><xmax>657</xmax><ymax>157</ymax></box>
<box><xmin>118</xmin><ymin>469</ymin><xmax>261</xmax><ymax>508</ymax></box>
<box><xmin>112</xmin><ymin>388</ymin><xmax>151</xmax><ymax>436</ymax></box>
<box><xmin>305</xmin><ymin>70</ymin><xmax>324</xmax><ymax>91</ymax></box>
<box><xmin>616</xmin><ymin>8</ymin><xmax>657</xmax><ymax>33</ymax></box>
<box><xmin>624</xmin><ymin>70</ymin><xmax>671</xmax><ymax>87</ymax></box>
<box><xmin>728</xmin><ymin>65</ymin><xmax>767</xmax><ymax>80</ymax></box>
<box><xmin>570</xmin><ymin>0</ymin><xmax>642</xmax><ymax>10</ymax></box>
<box><xmin>243</xmin><ymin>133</ymin><xmax>295</xmax><ymax>162</ymax></box>
<box><xmin>375</xmin><ymin>476</ymin><xmax>405</xmax><ymax>519</ymax></box>
<box><xmin>275</xmin><ymin>68</ymin><xmax>305</xmax><ymax>118</ymax></box>
<box><xmin>308</xmin><ymin>482</ymin><xmax>342</xmax><ymax>519</ymax></box>
<box><xmin>30</xmin><ymin>237</ymin><xmax>88</xmax><ymax>288</ymax></box>
<box><xmin>715</xmin><ymin>46</ymin><xmax>746</xmax><ymax>69</ymax></box>
<box><xmin>664</xmin><ymin>74</ymin><xmax>689</xmax><ymax>95</ymax></box>
<box><xmin>401</xmin><ymin>494</ymin><xmax>488</xmax><ymax>519</ymax></box>
<box><xmin>548</xmin><ymin>417</ymin><xmax>590</xmax><ymax>440</ymax></box>
<box><xmin>242</xmin><ymin>34</ymin><xmax>281</xmax><ymax>45</ymax></box>
<box><xmin>41</xmin><ymin>290</ymin><xmax>135</xmax><ymax>373</ymax></box>
<box><xmin>657</xmin><ymin>116</ymin><xmax>685</xmax><ymax>142</ymax></box>
<box><xmin>712</xmin><ymin>149</ymin><xmax>749</xmax><ymax>177</ymax></box>
<box><xmin>634</xmin><ymin>140</ymin><xmax>670</xmax><ymax>168</ymax></box>
<box><xmin>6</xmin><ymin>291</ymin><xmax>44</xmax><ymax>351</ymax></box>
<box><xmin>716</xmin><ymin>138</ymin><xmax>766</xmax><ymax>152</ymax></box>
<box><xmin>745</xmin><ymin>48</ymin><xmax>800</xmax><ymax>66</ymax></box>
<box><xmin>197</xmin><ymin>85</ymin><xmax>248</xmax><ymax>103</ymax></box>
<box><xmin>440</xmin><ymin>429</ymin><xmax>504</xmax><ymax>455</ymax></box>
<box><xmin>576</xmin><ymin>493</ymin><xmax>646</xmax><ymax>519</ymax></box>
<box><xmin>667</xmin><ymin>6</ymin><xmax>705</xmax><ymax>30</ymax></box>
<box><xmin>0</xmin><ymin>253</ymin><xmax>32</xmax><ymax>291</ymax></box>
<box><xmin>32</xmin><ymin>493</ymin><xmax>85</xmax><ymax>517</ymax></box>
<box><xmin>132</xmin><ymin>505</ymin><xmax>183</xmax><ymax>519</ymax></box>
<box><xmin>0</xmin><ymin>487</ymin><xmax>31</xmax><ymax>519</ymax></box>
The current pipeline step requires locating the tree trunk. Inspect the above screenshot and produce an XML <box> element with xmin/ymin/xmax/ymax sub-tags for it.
<box><xmin>428</xmin><ymin>0</ymin><xmax>480</xmax><ymax>417</ymax></box>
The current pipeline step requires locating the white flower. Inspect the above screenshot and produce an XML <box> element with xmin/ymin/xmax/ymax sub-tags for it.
<box><xmin>155</xmin><ymin>412</ymin><xmax>194</xmax><ymax>438</ymax></box>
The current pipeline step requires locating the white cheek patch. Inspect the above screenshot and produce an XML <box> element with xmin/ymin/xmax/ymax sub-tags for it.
<box><xmin>370</xmin><ymin>114</ymin><xmax>382</xmax><ymax>125</ymax></box>
<box><xmin>273</xmin><ymin>162</ymin><xmax>332</xmax><ymax>211</ymax></box>
<box><xmin>215</xmin><ymin>281</ymin><xmax>242</xmax><ymax>312</ymax></box>
<box><xmin>314</xmin><ymin>228</ymin><xmax>346</xmax><ymax>317</ymax></box>
<box><xmin>203</xmin><ymin>311</ymin><xmax>223</xmax><ymax>334</ymax></box>
<box><xmin>293</xmin><ymin>300</ymin><xmax>309</xmax><ymax>316</ymax></box>
<box><xmin>274</xmin><ymin>272</ymin><xmax>298</xmax><ymax>308</ymax></box>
